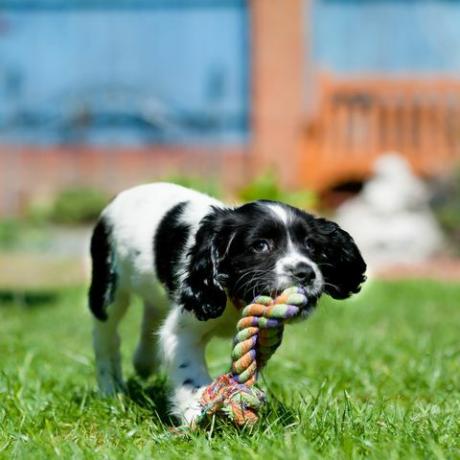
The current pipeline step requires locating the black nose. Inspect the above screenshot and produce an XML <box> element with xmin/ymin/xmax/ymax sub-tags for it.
<box><xmin>290</xmin><ymin>263</ymin><xmax>316</xmax><ymax>283</ymax></box>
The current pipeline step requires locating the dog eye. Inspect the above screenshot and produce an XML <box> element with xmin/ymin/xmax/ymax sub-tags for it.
<box><xmin>304</xmin><ymin>238</ymin><xmax>313</xmax><ymax>251</ymax></box>
<box><xmin>252</xmin><ymin>239</ymin><xmax>270</xmax><ymax>253</ymax></box>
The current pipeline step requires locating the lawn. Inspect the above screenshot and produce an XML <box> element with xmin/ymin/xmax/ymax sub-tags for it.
<box><xmin>0</xmin><ymin>280</ymin><xmax>459</xmax><ymax>459</ymax></box>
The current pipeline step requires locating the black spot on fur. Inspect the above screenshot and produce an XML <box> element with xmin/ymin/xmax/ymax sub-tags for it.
<box><xmin>154</xmin><ymin>202</ymin><xmax>191</xmax><ymax>292</ymax></box>
<box><xmin>179</xmin><ymin>207</ymin><xmax>231</xmax><ymax>321</ymax></box>
<box><xmin>88</xmin><ymin>217</ymin><xmax>117</xmax><ymax>321</ymax></box>
<box><xmin>179</xmin><ymin>362</ymin><xmax>189</xmax><ymax>369</ymax></box>
<box><xmin>183</xmin><ymin>378</ymin><xmax>195</xmax><ymax>386</ymax></box>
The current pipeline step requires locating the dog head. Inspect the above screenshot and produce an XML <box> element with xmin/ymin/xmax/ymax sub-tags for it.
<box><xmin>180</xmin><ymin>201</ymin><xmax>366</xmax><ymax>320</ymax></box>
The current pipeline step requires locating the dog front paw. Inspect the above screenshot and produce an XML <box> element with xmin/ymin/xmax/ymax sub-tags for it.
<box><xmin>171</xmin><ymin>385</ymin><xmax>206</xmax><ymax>426</ymax></box>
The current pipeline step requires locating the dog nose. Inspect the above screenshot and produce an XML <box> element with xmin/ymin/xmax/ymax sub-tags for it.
<box><xmin>291</xmin><ymin>263</ymin><xmax>316</xmax><ymax>283</ymax></box>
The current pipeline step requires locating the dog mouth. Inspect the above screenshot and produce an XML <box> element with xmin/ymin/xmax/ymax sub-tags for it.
<box><xmin>235</xmin><ymin>286</ymin><xmax>321</xmax><ymax>309</ymax></box>
<box><xmin>273</xmin><ymin>275</ymin><xmax>322</xmax><ymax>298</ymax></box>
<box><xmin>263</xmin><ymin>284</ymin><xmax>321</xmax><ymax>306</ymax></box>
<box><xmin>233</xmin><ymin>273</ymin><xmax>323</xmax><ymax>305</ymax></box>
<box><xmin>275</xmin><ymin>287</ymin><xmax>320</xmax><ymax>301</ymax></box>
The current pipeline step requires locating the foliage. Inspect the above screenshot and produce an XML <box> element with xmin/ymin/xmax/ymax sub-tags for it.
<box><xmin>49</xmin><ymin>187</ymin><xmax>109</xmax><ymax>224</ymax></box>
<box><xmin>162</xmin><ymin>174</ymin><xmax>222</xmax><ymax>199</ymax></box>
<box><xmin>432</xmin><ymin>168</ymin><xmax>460</xmax><ymax>253</ymax></box>
<box><xmin>26</xmin><ymin>196</ymin><xmax>55</xmax><ymax>225</ymax></box>
<box><xmin>0</xmin><ymin>187</ymin><xmax>108</xmax><ymax>246</ymax></box>
<box><xmin>0</xmin><ymin>219</ymin><xmax>51</xmax><ymax>251</ymax></box>
<box><xmin>0</xmin><ymin>219</ymin><xmax>22</xmax><ymax>248</ymax></box>
<box><xmin>237</xmin><ymin>171</ymin><xmax>317</xmax><ymax>210</ymax></box>
<box><xmin>1</xmin><ymin>280</ymin><xmax>459</xmax><ymax>458</ymax></box>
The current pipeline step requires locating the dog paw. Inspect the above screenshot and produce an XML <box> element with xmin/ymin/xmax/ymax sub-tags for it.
<box><xmin>133</xmin><ymin>346</ymin><xmax>159</xmax><ymax>379</ymax></box>
<box><xmin>97</xmin><ymin>371</ymin><xmax>126</xmax><ymax>396</ymax></box>
<box><xmin>171</xmin><ymin>385</ymin><xmax>206</xmax><ymax>426</ymax></box>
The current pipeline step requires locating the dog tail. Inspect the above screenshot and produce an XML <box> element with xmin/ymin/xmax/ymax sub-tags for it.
<box><xmin>88</xmin><ymin>217</ymin><xmax>117</xmax><ymax>321</ymax></box>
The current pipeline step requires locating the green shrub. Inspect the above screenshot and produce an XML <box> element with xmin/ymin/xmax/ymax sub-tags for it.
<box><xmin>432</xmin><ymin>167</ymin><xmax>460</xmax><ymax>254</ymax></box>
<box><xmin>26</xmin><ymin>198</ymin><xmax>55</xmax><ymax>225</ymax></box>
<box><xmin>437</xmin><ymin>204</ymin><xmax>460</xmax><ymax>233</ymax></box>
<box><xmin>0</xmin><ymin>219</ymin><xmax>22</xmax><ymax>248</ymax></box>
<box><xmin>163</xmin><ymin>174</ymin><xmax>222</xmax><ymax>198</ymax></box>
<box><xmin>237</xmin><ymin>171</ymin><xmax>317</xmax><ymax>210</ymax></box>
<box><xmin>0</xmin><ymin>219</ymin><xmax>51</xmax><ymax>251</ymax></box>
<box><xmin>50</xmin><ymin>187</ymin><xmax>108</xmax><ymax>224</ymax></box>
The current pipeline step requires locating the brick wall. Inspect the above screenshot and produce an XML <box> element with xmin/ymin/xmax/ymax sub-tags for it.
<box><xmin>0</xmin><ymin>146</ymin><xmax>248</xmax><ymax>215</ymax></box>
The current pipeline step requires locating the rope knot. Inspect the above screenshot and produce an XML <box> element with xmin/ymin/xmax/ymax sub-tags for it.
<box><xmin>197</xmin><ymin>286</ymin><xmax>308</xmax><ymax>427</ymax></box>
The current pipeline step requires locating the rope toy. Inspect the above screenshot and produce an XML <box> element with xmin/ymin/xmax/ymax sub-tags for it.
<box><xmin>196</xmin><ymin>286</ymin><xmax>309</xmax><ymax>427</ymax></box>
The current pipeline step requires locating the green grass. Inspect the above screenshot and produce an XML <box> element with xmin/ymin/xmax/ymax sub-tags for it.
<box><xmin>1</xmin><ymin>280</ymin><xmax>459</xmax><ymax>459</ymax></box>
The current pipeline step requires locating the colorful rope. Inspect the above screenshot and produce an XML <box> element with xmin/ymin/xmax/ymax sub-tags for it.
<box><xmin>197</xmin><ymin>286</ymin><xmax>308</xmax><ymax>427</ymax></box>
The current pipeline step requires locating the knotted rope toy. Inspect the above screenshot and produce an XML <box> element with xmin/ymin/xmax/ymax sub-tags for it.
<box><xmin>196</xmin><ymin>286</ymin><xmax>309</xmax><ymax>428</ymax></box>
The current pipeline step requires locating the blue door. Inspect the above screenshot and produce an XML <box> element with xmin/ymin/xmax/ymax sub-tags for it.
<box><xmin>0</xmin><ymin>0</ymin><xmax>250</xmax><ymax>146</ymax></box>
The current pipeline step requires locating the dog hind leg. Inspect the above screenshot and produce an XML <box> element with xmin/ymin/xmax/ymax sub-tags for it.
<box><xmin>92</xmin><ymin>290</ymin><xmax>130</xmax><ymax>395</ymax></box>
<box><xmin>133</xmin><ymin>301</ymin><xmax>162</xmax><ymax>379</ymax></box>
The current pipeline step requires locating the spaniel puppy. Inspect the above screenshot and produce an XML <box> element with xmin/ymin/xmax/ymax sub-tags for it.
<box><xmin>89</xmin><ymin>182</ymin><xmax>366</xmax><ymax>424</ymax></box>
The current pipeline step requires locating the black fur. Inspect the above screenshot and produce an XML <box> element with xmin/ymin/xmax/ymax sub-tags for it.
<box><xmin>311</xmin><ymin>218</ymin><xmax>367</xmax><ymax>299</ymax></box>
<box><xmin>179</xmin><ymin>201</ymin><xmax>366</xmax><ymax>321</ymax></box>
<box><xmin>179</xmin><ymin>208</ymin><xmax>230</xmax><ymax>321</ymax></box>
<box><xmin>218</xmin><ymin>202</ymin><xmax>291</xmax><ymax>302</ymax></box>
<box><xmin>154</xmin><ymin>201</ymin><xmax>191</xmax><ymax>292</ymax></box>
<box><xmin>88</xmin><ymin>217</ymin><xmax>117</xmax><ymax>321</ymax></box>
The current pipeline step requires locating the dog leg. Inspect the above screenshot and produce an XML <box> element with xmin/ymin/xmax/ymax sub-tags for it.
<box><xmin>93</xmin><ymin>291</ymin><xmax>130</xmax><ymax>395</ymax></box>
<box><xmin>159</xmin><ymin>307</ymin><xmax>212</xmax><ymax>425</ymax></box>
<box><xmin>133</xmin><ymin>301</ymin><xmax>162</xmax><ymax>379</ymax></box>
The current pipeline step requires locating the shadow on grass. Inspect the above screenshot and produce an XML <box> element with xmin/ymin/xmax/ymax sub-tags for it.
<box><xmin>126</xmin><ymin>375</ymin><xmax>178</xmax><ymax>426</ymax></box>
<box><xmin>70</xmin><ymin>375</ymin><xmax>177</xmax><ymax>427</ymax></box>
<box><xmin>124</xmin><ymin>376</ymin><xmax>299</xmax><ymax>430</ymax></box>
<box><xmin>262</xmin><ymin>390</ymin><xmax>300</xmax><ymax>428</ymax></box>
<box><xmin>0</xmin><ymin>289</ymin><xmax>59</xmax><ymax>307</ymax></box>
<box><xmin>72</xmin><ymin>375</ymin><xmax>298</xmax><ymax>432</ymax></box>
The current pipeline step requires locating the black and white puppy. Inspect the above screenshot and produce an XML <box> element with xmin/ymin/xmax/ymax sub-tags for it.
<box><xmin>89</xmin><ymin>182</ymin><xmax>366</xmax><ymax>424</ymax></box>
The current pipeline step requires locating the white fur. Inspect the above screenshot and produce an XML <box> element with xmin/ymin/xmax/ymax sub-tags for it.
<box><xmin>268</xmin><ymin>203</ymin><xmax>289</xmax><ymax>224</ymax></box>
<box><xmin>93</xmin><ymin>290</ymin><xmax>130</xmax><ymax>395</ymax></box>
<box><xmin>274</xmin><ymin>239</ymin><xmax>324</xmax><ymax>295</ymax></box>
<box><xmin>106</xmin><ymin>183</ymin><xmax>222</xmax><ymax>303</ymax></box>
<box><xmin>268</xmin><ymin>204</ymin><xmax>324</xmax><ymax>296</ymax></box>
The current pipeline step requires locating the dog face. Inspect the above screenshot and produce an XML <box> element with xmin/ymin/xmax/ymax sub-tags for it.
<box><xmin>219</xmin><ymin>202</ymin><xmax>324</xmax><ymax>302</ymax></box>
<box><xmin>180</xmin><ymin>201</ymin><xmax>366</xmax><ymax>321</ymax></box>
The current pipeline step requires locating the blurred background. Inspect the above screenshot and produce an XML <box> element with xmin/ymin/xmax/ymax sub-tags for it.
<box><xmin>1</xmin><ymin>0</ymin><xmax>460</xmax><ymax>291</ymax></box>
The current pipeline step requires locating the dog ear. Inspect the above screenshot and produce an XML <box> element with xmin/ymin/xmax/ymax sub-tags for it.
<box><xmin>314</xmin><ymin>218</ymin><xmax>367</xmax><ymax>299</ymax></box>
<box><xmin>179</xmin><ymin>209</ymin><xmax>230</xmax><ymax>321</ymax></box>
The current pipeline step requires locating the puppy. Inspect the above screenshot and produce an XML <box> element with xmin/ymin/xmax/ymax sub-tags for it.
<box><xmin>88</xmin><ymin>182</ymin><xmax>366</xmax><ymax>424</ymax></box>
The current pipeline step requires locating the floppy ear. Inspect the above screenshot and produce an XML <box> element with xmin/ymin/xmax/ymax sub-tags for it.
<box><xmin>315</xmin><ymin>218</ymin><xmax>367</xmax><ymax>299</ymax></box>
<box><xmin>179</xmin><ymin>211</ymin><xmax>229</xmax><ymax>321</ymax></box>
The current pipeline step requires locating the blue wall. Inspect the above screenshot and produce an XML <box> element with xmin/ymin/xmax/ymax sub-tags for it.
<box><xmin>313</xmin><ymin>0</ymin><xmax>460</xmax><ymax>75</ymax></box>
<box><xmin>0</xmin><ymin>1</ymin><xmax>249</xmax><ymax>145</ymax></box>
